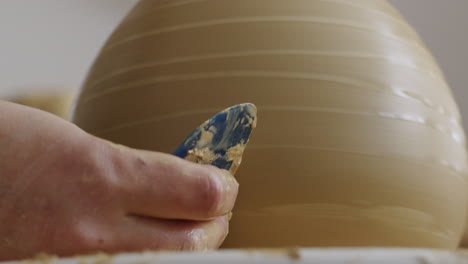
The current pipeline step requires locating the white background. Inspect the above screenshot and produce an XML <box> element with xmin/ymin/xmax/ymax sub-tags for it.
<box><xmin>0</xmin><ymin>0</ymin><xmax>467</xmax><ymax>128</ymax></box>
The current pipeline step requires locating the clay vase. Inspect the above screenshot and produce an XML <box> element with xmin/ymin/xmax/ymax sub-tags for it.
<box><xmin>72</xmin><ymin>0</ymin><xmax>468</xmax><ymax>249</ymax></box>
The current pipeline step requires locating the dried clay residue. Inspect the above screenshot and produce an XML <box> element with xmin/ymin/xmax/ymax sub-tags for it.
<box><xmin>226</xmin><ymin>143</ymin><xmax>246</xmax><ymax>173</ymax></box>
<box><xmin>28</xmin><ymin>253</ymin><xmax>58</xmax><ymax>264</ymax></box>
<box><xmin>243</xmin><ymin>108</ymin><xmax>257</xmax><ymax>129</ymax></box>
<box><xmin>76</xmin><ymin>253</ymin><xmax>113</xmax><ymax>264</ymax></box>
<box><xmin>246</xmin><ymin>248</ymin><xmax>301</xmax><ymax>261</ymax></box>
<box><xmin>185</xmin><ymin>125</ymin><xmax>219</xmax><ymax>164</ymax></box>
<box><xmin>185</xmin><ymin>148</ymin><xmax>219</xmax><ymax>164</ymax></box>
<box><xmin>198</xmin><ymin>125</ymin><xmax>216</xmax><ymax>146</ymax></box>
<box><xmin>287</xmin><ymin>248</ymin><xmax>301</xmax><ymax>260</ymax></box>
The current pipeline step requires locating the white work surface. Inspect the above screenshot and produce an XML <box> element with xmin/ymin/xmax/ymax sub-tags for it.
<box><xmin>3</xmin><ymin>249</ymin><xmax>468</xmax><ymax>264</ymax></box>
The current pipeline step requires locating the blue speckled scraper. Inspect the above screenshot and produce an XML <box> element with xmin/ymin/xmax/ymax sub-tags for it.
<box><xmin>174</xmin><ymin>103</ymin><xmax>257</xmax><ymax>174</ymax></box>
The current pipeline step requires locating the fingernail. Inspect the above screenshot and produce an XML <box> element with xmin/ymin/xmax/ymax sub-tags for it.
<box><xmin>220</xmin><ymin>169</ymin><xmax>239</xmax><ymax>193</ymax></box>
<box><xmin>217</xmin><ymin>170</ymin><xmax>239</xmax><ymax>214</ymax></box>
<box><xmin>205</xmin><ymin>218</ymin><xmax>229</xmax><ymax>250</ymax></box>
<box><xmin>188</xmin><ymin>229</ymin><xmax>210</xmax><ymax>251</ymax></box>
<box><xmin>227</xmin><ymin>212</ymin><xmax>233</xmax><ymax>221</ymax></box>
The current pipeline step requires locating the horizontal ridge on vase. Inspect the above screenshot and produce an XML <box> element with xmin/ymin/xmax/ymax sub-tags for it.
<box><xmin>72</xmin><ymin>0</ymin><xmax>468</xmax><ymax>249</ymax></box>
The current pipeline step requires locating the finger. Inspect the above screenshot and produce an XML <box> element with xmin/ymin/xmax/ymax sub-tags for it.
<box><xmin>99</xmin><ymin>138</ymin><xmax>239</xmax><ymax>221</ymax></box>
<box><xmin>109</xmin><ymin>214</ymin><xmax>230</xmax><ymax>252</ymax></box>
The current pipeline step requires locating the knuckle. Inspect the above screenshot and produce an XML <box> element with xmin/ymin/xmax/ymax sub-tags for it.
<box><xmin>219</xmin><ymin>220</ymin><xmax>230</xmax><ymax>244</ymax></box>
<box><xmin>66</xmin><ymin>138</ymin><xmax>119</xmax><ymax>203</ymax></box>
<box><xmin>214</xmin><ymin>230</ymin><xmax>229</xmax><ymax>249</ymax></box>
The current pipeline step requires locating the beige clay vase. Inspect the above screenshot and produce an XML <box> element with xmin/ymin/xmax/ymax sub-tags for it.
<box><xmin>72</xmin><ymin>0</ymin><xmax>468</xmax><ymax>249</ymax></box>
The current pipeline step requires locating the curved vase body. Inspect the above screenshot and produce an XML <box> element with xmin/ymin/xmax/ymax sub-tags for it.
<box><xmin>72</xmin><ymin>0</ymin><xmax>468</xmax><ymax>248</ymax></box>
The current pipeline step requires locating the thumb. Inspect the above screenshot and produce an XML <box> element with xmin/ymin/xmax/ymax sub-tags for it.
<box><xmin>93</xmin><ymin>136</ymin><xmax>239</xmax><ymax>221</ymax></box>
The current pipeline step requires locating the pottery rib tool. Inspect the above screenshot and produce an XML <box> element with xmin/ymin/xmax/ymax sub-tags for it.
<box><xmin>174</xmin><ymin>103</ymin><xmax>257</xmax><ymax>174</ymax></box>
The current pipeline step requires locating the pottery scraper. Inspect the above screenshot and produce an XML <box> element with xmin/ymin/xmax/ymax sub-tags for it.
<box><xmin>174</xmin><ymin>103</ymin><xmax>257</xmax><ymax>174</ymax></box>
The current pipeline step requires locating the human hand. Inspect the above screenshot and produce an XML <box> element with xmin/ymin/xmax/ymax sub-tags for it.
<box><xmin>0</xmin><ymin>100</ymin><xmax>238</xmax><ymax>260</ymax></box>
